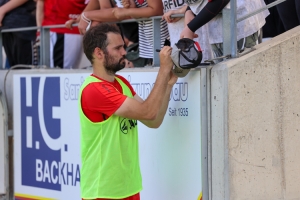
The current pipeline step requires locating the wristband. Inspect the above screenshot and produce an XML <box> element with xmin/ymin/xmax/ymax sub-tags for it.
<box><xmin>81</xmin><ymin>12</ymin><xmax>91</xmax><ymax>24</ymax></box>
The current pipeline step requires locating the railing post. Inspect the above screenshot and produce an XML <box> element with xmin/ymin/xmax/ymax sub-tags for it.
<box><xmin>152</xmin><ymin>18</ymin><xmax>161</xmax><ymax>67</ymax></box>
<box><xmin>230</xmin><ymin>0</ymin><xmax>238</xmax><ymax>58</ymax></box>
<box><xmin>40</xmin><ymin>27</ymin><xmax>51</xmax><ymax>67</ymax></box>
<box><xmin>222</xmin><ymin>8</ymin><xmax>231</xmax><ymax>57</ymax></box>
<box><xmin>222</xmin><ymin>0</ymin><xmax>237</xmax><ymax>58</ymax></box>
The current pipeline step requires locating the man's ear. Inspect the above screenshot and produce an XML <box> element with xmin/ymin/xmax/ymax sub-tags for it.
<box><xmin>93</xmin><ymin>47</ymin><xmax>104</xmax><ymax>60</ymax></box>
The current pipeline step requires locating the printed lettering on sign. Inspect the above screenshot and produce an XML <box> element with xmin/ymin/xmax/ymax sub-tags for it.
<box><xmin>163</xmin><ymin>0</ymin><xmax>185</xmax><ymax>11</ymax></box>
<box><xmin>20</xmin><ymin>77</ymin><xmax>80</xmax><ymax>191</ymax></box>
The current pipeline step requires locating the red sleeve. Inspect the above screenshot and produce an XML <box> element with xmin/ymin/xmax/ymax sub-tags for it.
<box><xmin>116</xmin><ymin>75</ymin><xmax>136</xmax><ymax>96</ymax></box>
<box><xmin>81</xmin><ymin>82</ymin><xmax>127</xmax><ymax>122</ymax></box>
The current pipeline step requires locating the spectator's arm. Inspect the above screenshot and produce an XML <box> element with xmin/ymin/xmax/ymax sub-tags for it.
<box><xmin>84</xmin><ymin>8</ymin><xmax>123</xmax><ymax>22</ymax></box>
<box><xmin>162</xmin><ymin>5</ymin><xmax>187</xmax><ymax>23</ymax></box>
<box><xmin>118</xmin><ymin>0</ymin><xmax>163</xmax><ymax>18</ymax></box>
<box><xmin>36</xmin><ymin>0</ymin><xmax>44</xmax><ymax>27</ymax></box>
<box><xmin>187</xmin><ymin>0</ymin><xmax>230</xmax><ymax>32</ymax></box>
<box><xmin>0</xmin><ymin>0</ymin><xmax>28</xmax><ymax>14</ymax></box>
<box><xmin>0</xmin><ymin>0</ymin><xmax>29</xmax><ymax>26</ymax></box>
<box><xmin>84</xmin><ymin>0</ymin><xmax>100</xmax><ymax>11</ymax></box>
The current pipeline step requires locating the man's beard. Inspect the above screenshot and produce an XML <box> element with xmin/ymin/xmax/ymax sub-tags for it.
<box><xmin>103</xmin><ymin>53</ymin><xmax>126</xmax><ymax>75</ymax></box>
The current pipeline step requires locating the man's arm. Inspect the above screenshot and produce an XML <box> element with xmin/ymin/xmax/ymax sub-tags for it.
<box><xmin>114</xmin><ymin>46</ymin><xmax>175</xmax><ymax>127</ymax></box>
<box><xmin>0</xmin><ymin>0</ymin><xmax>29</xmax><ymax>26</ymax></box>
<box><xmin>134</xmin><ymin>72</ymin><xmax>177</xmax><ymax>128</ymax></box>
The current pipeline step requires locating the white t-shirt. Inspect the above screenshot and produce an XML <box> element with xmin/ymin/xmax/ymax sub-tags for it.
<box><xmin>162</xmin><ymin>0</ymin><xmax>213</xmax><ymax>61</ymax></box>
<box><xmin>188</xmin><ymin>0</ymin><xmax>269</xmax><ymax>44</ymax></box>
<box><xmin>134</xmin><ymin>0</ymin><xmax>169</xmax><ymax>59</ymax></box>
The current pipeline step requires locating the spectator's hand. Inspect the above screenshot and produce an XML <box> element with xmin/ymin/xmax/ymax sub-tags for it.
<box><xmin>65</xmin><ymin>19</ymin><xmax>77</xmax><ymax>30</ymax></box>
<box><xmin>125</xmin><ymin>59</ymin><xmax>134</xmax><ymax>68</ymax></box>
<box><xmin>122</xmin><ymin>0</ymin><xmax>130</xmax><ymax>8</ymax></box>
<box><xmin>159</xmin><ymin>46</ymin><xmax>173</xmax><ymax>72</ymax></box>
<box><xmin>78</xmin><ymin>18</ymin><xmax>88</xmax><ymax>35</ymax></box>
<box><xmin>180</xmin><ymin>26</ymin><xmax>198</xmax><ymax>39</ymax></box>
<box><xmin>112</xmin><ymin>7</ymin><xmax>130</xmax><ymax>20</ymax></box>
<box><xmin>162</xmin><ymin>10</ymin><xmax>181</xmax><ymax>23</ymax></box>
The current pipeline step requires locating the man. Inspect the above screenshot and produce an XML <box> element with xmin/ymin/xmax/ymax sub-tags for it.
<box><xmin>79</xmin><ymin>23</ymin><xmax>177</xmax><ymax>200</ymax></box>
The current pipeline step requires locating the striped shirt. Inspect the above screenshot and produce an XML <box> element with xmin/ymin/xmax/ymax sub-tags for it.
<box><xmin>134</xmin><ymin>0</ymin><xmax>169</xmax><ymax>59</ymax></box>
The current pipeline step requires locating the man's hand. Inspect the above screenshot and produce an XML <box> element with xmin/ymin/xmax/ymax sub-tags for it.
<box><xmin>159</xmin><ymin>46</ymin><xmax>173</xmax><ymax>72</ymax></box>
<box><xmin>180</xmin><ymin>26</ymin><xmax>198</xmax><ymax>39</ymax></box>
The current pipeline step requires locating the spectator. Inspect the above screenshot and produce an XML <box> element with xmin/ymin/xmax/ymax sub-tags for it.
<box><xmin>0</xmin><ymin>0</ymin><xmax>36</xmax><ymax>67</ymax></box>
<box><xmin>162</xmin><ymin>1</ymin><xmax>213</xmax><ymax>62</ymax></box>
<box><xmin>80</xmin><ymin>0</ymin><xmax>170</xmax><ymax>66</ymax></box>
<box><xmin>79</xmin><ymin>23</ymin><xmax>177</xmax><ymax>200</ymax></box>
<box><xmin>262</xmin><ymin>0</ymin><xmax>285</xmax><ymax>40</ymax></box>
<box><xmin>36</xmin><ymin>0</ymin><xmax>87</xmax><ymax>69</ymax></box>
<box><xmin>181</xmin><ymin>0</ymin><xmax>269</xmax><ymax>60</ymax></box>
<box><xmin>274</xmin><ymin>0</ymin><xmax>300</xmax><ymax>31</ymax></box>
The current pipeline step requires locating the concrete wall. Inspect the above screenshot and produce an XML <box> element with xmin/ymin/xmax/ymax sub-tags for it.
<box><xmin>211</xmin><ymin>26</ymin><xmax>300</xmax><ymax>200</ymax></box>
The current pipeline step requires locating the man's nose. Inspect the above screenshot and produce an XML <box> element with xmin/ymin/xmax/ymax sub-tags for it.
<box><xmin>121</xmin><ymin>47</ymin><xmax>127</xmax><ymax>56</ymax></box>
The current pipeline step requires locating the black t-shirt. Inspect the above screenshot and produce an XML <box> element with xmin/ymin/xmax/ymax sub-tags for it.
<box><xmin>0</xmin><ymin>0</ymin><xmax>36</xmax><ymax>40</ymax></box>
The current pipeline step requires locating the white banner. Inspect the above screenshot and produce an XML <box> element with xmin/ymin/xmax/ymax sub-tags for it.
<box><xmin>13</xmin><ymin>70</ymin><xmax>202</xmax><ymax>200</ymax></box>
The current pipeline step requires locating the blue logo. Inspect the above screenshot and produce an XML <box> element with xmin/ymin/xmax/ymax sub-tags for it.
<box><xmin>20</xmin><ymin>76</ymin><xmax>80</xmax><ymax>191</ymax></box>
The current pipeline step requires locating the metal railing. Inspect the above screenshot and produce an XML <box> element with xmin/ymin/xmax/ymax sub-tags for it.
<box><xmin>222</xmin><ymin>0</ymin><xmax>287</xmax><ymax>58</ymax></box>
<box><xmin>0</xmin><ymin>0</ymin><xmax>287</xmax><ymax>69</ymax></box>
<box><xmin>0</xmin><ymin>16</ymin><xmax>163</xmax><ymax>69</ymax></box>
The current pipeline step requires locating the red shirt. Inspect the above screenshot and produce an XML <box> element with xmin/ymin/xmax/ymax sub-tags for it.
<box><xmin>42</xmin><ymin>0</ymin><xmax>86</xmax><ymax>34</ymax></box>
<box><xmin>81</xmin><ymin>74</ymin><xmax>136</xmax><ymax>122</ymax></box>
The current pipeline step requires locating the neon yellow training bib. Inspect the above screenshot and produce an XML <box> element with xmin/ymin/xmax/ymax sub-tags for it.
<box><xmin>79</xmin><ymin>76</ymin><xmax>142</xmax><ymax>199</ymax></box>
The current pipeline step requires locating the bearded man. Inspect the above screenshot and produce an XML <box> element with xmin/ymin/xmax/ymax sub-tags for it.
<box><xmin>79</xmin><ymin>23</ymin><xmax>177</xmax><ymax>200</ymax></box>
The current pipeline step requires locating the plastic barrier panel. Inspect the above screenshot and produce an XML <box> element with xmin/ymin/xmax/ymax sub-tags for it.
<box><xmin>13</xmin><ymin>71</ymin><xmax>202</xmax><ymax>200</ymax></box>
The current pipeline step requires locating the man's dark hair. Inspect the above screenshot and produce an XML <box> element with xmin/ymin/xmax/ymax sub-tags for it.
<box><xmin>83</xmin><ymin>23</ymin><xmax>121</xmax><ymax>64</ymax></box>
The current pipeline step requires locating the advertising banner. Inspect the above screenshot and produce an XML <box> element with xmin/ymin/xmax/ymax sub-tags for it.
<box><xmin>13</xmin><ymin>70</ymin><xmax>202</xmax><ymax>200</ymax></box>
